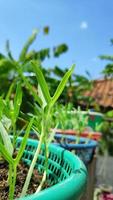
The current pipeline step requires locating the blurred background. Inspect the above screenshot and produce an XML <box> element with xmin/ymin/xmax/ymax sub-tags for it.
<box><xmin>0</xmin><ymin>1</ymin><xmax>113</xmax><ymax>199</ymax></box>
<box><xmin>0</xmin><ymin>0</ymin><xmax>113</xmax><ymax>78</ymax></box>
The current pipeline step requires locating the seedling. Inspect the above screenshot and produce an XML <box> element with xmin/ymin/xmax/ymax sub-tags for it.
<box><xmin>53</xmin><ymin>104</ymin><xmax>89</xmax><ymax>144</ymax></box>
<box><xmin>18</xmin><ymin>61</ymin><xmax>75</xmax><ymax>197</ymax></box>
<box><xmin>0</xmin><ymin>83</ymin><xmax>34</xmax><ymax>200</ymax></box>
<box><xmin>0</xmin><ymin>60</ymin><xmax>74</xmax><ymax>199</ymax></box>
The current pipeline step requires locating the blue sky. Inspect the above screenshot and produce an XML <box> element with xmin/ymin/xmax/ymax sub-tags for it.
<box><xmin>0</xmin><ymin>0</ymin><xmax>113</xmax><ymax>79</ymax></box>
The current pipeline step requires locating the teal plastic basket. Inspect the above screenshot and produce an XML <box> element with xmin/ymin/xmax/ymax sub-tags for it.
<box><xmin>16</xmin><ymin>137</ymin><xmax>87</xmax><ymax>200</ymax></box>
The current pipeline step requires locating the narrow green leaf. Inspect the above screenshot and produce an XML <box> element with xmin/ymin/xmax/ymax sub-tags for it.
<box><xmin>31</xmin><ymin>61</ymin><xmax>51</xmax><ymax>105</ymax></box>
<box><xmin>5</xmin><ymin>81</ymin><xmax>15</xmax><ymax>102</ymax></box>
<box><xmin>0</xmin><ymin>121</ymin><xmax>13</xmax><ymax>155</ymax></box>
<box><xmin>1</xmin><ymin>115</ymin><xmax>11</xmax><ymax>130</ymax></box>
<box><xmin>51</xmin><ymin>64</ymin><xmax>75</xmax><ymax>105</ymax></box>
<box><xmin>5</xmin><ymin>40</ymin><xmax>14</xmax><ymax>61</ymax></box>
<box><xmin>0</xmin><ymin>97</ymin><xmax>4</xmax><ymax>120</ymax></box>
<box><xmin>18</xmin><ymin>68</ymin><xmax>42</xmax><ymax>106</ymax></box>
<box><xmin>0</xmin><ymin>142</ymin><xmax>14</xmax><ymax>164</ymax></box>
<box><xmin>38</xmin><ymin>84</ymin><xmax>47</xmax><ymax>108</ymax></box>
<box><xmin>20</xmin><ymin>111</ymin><xmax>41</xmax><ymax>133</ymax></box>
<box><xmin>14</xmin><ymin>83</ymin><xmax>22</xmax><ymax>120</ymax></box>
<box><xmin>15</xmin><ymin>118</ymin><xmax>34</xmax><ymax>165</ymax></box>
<box><xmin>19</xmin><ymin>29</ymin><xmax>38</xmax><ymax>62</ymax></box>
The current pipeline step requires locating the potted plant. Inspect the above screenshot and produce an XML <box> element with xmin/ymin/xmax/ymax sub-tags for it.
<box><xmin>52</xmin><ymin>104</ymin><xmax>98</xmax><ymax>200</ymax></box>
<box><xmin>52</xmin><ymin>103</ymin><xmax>102</xmax><ymax>141</ymax></box>
<box><xmin>0</xmin><ymin>61</ymin><xmax>87</xmax><ymax>200</ymax></box>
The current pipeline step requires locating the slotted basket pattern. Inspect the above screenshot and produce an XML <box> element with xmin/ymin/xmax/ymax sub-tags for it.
<box><xmin>16</xmin><ymin>137</ymin><xmax>87</xmax><ymax>200</ymax></box>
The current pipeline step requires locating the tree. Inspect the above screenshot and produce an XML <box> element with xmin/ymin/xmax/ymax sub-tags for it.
<box><xmin>99</xmin><ymin>39</ymin><xmax>113</xmax><ymax>78</ymax></box>
<box><xmin>0</xmin><ymin>28</ymin><xmax>68</xmax><ymax>95</ymax></box>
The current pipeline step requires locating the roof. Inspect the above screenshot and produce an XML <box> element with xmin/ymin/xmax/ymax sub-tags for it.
<box><xmin>84</xmin><ymin>78</ymin><xmax>113</xmax><ymax>108</ymax></box>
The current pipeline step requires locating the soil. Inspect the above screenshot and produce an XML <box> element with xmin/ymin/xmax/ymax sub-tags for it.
<box><xmin>0</xmin><ymin>160</ymin><xmax>51</xmax><ymax>200</ymax></box>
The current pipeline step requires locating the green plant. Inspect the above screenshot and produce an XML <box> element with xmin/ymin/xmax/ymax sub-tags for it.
<box><xmin>53</xmin><ymin>104</ymin><xmax>89</xmax><ymax>144</ymax></box>
<box><xmin>20</xmin><ymin>61</ymin><xmax>75</xmax><ymax>197</ymax></box>
<box><xmin>96</xmin><ymin>110</ymin><xmax>113</xmax><ymax>156</ymax></box>
<box><xmin>0</xmin><ymin>28</ymin><xmax>68</xmax><ymax>96</ymax></box>
<box><xmin>0</xmin><ymin>62</ymin><xmax>74</xmax><ymax>199</ymax></box>
<box><xmin>99</xmin><ymin>38</ymin><xmax>113</xmax><ymax>78</ymax></box>
<box><xmin>0</xmin><ymin>83</ymin><xmax>34</xmax><ymax>200</ymax></box>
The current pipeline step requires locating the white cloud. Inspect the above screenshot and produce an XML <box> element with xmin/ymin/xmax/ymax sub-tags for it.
<box><xmin>80</xmin><ymin>21</ymin><xmax>88</xmax><ymax>30</ymax></box>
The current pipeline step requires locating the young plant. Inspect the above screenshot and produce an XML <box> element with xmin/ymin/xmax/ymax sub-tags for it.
<box><xmin>20</xmin><ymin>61</ymin><xmax>75</xmax><ymax>197</ymax></box>
<box><xmin>0</xmin><ymin>84</ymin><xmax>34</xmax><ymax>200</ymax></box>
<box><xmin>72</xmin><ymin>107</ymin><xmax>89</xmax><ymax>144</ymax></box>
<box><xmin>53</xmin><ymin>104</ymin><xmax>89</xmax><ymax>144</ymax></box>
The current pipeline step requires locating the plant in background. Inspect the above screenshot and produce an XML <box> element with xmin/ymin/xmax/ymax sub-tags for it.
<box><xmin>53</xmin><ymin>103</ymin><xmax>74</xmax><ymax>130</ymax></box>
<box><xmin>0</xmin><ymin>28</ymin><xmax>68</xmax><ymax>96</ymax></box>
<box><xmin>53</xmin><ymin>104</ymin><xmax>89</xmax><ymax>144</ymax></box>
<box><xmin>95</xmin><ymin>110</ymin><xmax>113</xmax><ymax>182</ymax></box>
<box><xmin>99</xmin><ymin>39</ymin><xmax>113</xmax><ymax>78</ymax></box>
<box><xmin>71</xmin><ymin>107</ymin><xmax>89</xmax><ymax>144</ymax></box>
<box><xmin>97</xmin><ymin>38</ymin><xmax>113</xmax><ymax>151</ymax></box>
<box><xmin>96</xmin><ymin>110</ymin><xmax>113</xmax><ymax>156</ymax></box>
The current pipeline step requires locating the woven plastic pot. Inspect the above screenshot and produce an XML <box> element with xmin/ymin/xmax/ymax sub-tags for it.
<box><xmin>15</xmin><ymin>137</ymin><xmax>87</xmax><ymax>200</ymax></box>
<box><xmin>54</xmin><ymin>134</ymin><xmax>97</xmax><ymax>164</ymax></box>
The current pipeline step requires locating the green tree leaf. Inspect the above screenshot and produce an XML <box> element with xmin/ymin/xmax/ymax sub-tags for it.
<box><xmin>19</xmin><ymin>29</ymin><xmax>38</xmax><ymax>62</ymax></box>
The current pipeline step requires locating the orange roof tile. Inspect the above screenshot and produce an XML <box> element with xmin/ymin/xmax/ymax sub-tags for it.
<box><xmin>84</xmin><ymin>79</ymin><xmax>113</xmax><ymax>108</ymax></box>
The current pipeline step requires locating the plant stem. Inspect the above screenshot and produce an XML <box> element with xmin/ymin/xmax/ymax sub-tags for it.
<box><xmin>21</xmin><ymin>107</ymin><xmax>51</xmax><ymax>197</ymax></box>
<box><xmin>36</xmin><ymin>171</ymin><xmax>46</xmax><ymax>193</ymax></box>
<box><xmin>75</xmin><ymin>132</ymin><xmax>80</xmax><ymax>144</ymax></box>
<box><xmin>13</xmin><ymin>123</ymin><xmax>16</xmax><ymax>149</ymax></box>
<box><xmin>9</xmin><ymin>164</ymin><xmax>17</xmax><ymax>200</ymax></box>
<box><xmin>20</xmin><ymin>128</ymin><xmax>45</xmax><ymax>197</ymax></box>
<box><xmin>36</xmin><ymin>138</ymin><xmax>49</xmax><ymax>193</ymax></box>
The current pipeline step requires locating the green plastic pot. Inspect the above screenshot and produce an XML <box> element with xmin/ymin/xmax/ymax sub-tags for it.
<box><xmin>16</xmin><ymin>137</ymin><xmax>87</xmax><ymax>200</ymax></box>
<box><xmin>82</xmin><ymin>111</ymin><xmax>103</xmax><ymax>131</ymax></box>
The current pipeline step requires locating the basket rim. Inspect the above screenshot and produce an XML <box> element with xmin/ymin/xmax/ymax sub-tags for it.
<box><xmin>54</xmin><ymin>134</ymin><xmax>98</xmax><ymax>149</ymax></box>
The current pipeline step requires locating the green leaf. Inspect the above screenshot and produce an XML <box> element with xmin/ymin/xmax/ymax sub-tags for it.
<box><xmin>14</xmin><ymin>83</ymin><xmax>22</xmax><ymax>120</ymax></box>
<box><xmin>51</xmin><ymin>64</ymin><xmax>75</xmax><ymax>105</ymax></box>
<box><xmin>0</xmin><ymin>142</ymin><xmax>14</xmax><ymax>164</ymax></box>
<box><xmin>15</xmin><ymin>118</ymin><xmax>34</xmax><ymax>165</ymax></box>
<box><xmin>1</xmin><ymin>115</ymin><xmax>11</xmax><ymax>130</ymax></box>
<box><xmin>0</xmin><ymin>121</ymin><xmax>13</xmax><ymax>155</ymax></box>
<box><xmin>38</xmin><ymin>84</ymin><xmax>47</xmax><ymax>108</ymax></box>
<box><xmin>0</xmin><ymin>97</ymin><xmax>4</xmax><ymax>120</ymax></box>
<box><xmin>5</xmin><ymin>40</ymin><xmax>14</xmax><ymax>61</ymax></box>
<box><xmin>99</xmin><ymin>55</ymin><xmax>113</xmax><ymax>61</ymax></box>
<box><xmin>5</xmin><ymin>80</ymin><xmax>15</xmax><ymax>102</ymax></box>
<box><xmin>19</xmin><ymin>29</ymin><xmax>38</xmax><ymax>62</ymax></box>
<box><xmin>17</xmin><ymin>68</ymin><xmax>42</xmax><ymax>106</ymax></box>
<box><xmin>19</xmin><ymin>111</ymin><xmax>41</xmax><ymax>134</ymax></box>
<box><xmin>31</xmin><ymin>61</ymin><xmax>51</xmax><ymax>105</ymax></box>
<box><xmin>43</xmin><ymin>26</ymin><xmax>49</xmax><ymax>35</ymax></box>
<box><xmin>53</xmin><ymin>44</ymin><xmax>68</xmax><ymax>57</ymax></box>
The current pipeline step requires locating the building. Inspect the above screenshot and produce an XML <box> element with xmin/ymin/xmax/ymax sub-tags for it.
<box><xmin>84</xmin><ymin>78</ymin><xmax>113</xmax><ymax>109</ymax></box>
